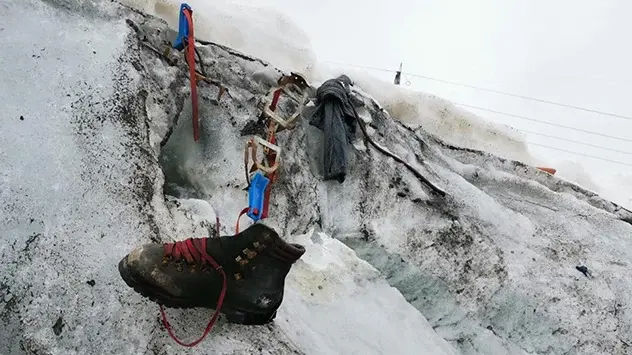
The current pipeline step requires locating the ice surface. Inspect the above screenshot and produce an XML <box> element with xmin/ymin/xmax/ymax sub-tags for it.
<box><xmin>3</xmin><ymin>0</ymin><xmax>632</xmax><ymax>354</ymax></box>
<box><xmin>267</xmin><ymin>229</ymin><xmax>458</xmax><ymax>355</ymax></box>
<box><xmin>0</xmin><ymin>1</ymin><xmax>173</xmax><ymax>353</ymax></box>
<box><xmin>0</xmin><ymin>1</ymin><xmax>456</xmax><ymax>354</ymax></box>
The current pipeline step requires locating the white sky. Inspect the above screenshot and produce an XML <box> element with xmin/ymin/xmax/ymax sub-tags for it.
<box><xmin>237</xmin><ymin>0</ymin><xmax>631</xmax><ymax>181</ymax></box>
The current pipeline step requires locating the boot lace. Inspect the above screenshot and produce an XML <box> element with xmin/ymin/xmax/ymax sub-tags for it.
<box><xmin>160</xmin><ymin>237</ymin><xmax>227</xmax><ymax>347</ymax></box>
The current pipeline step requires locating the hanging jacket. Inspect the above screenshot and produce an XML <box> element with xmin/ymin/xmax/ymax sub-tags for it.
<box><xmin>309</xmin><ymin>76</ymin><xmax>357</xmax><ymax>183</ymax></box>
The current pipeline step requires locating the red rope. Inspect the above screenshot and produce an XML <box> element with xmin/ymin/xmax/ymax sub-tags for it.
<box><xmin>182</xmin><ymin>9</ymin><xmax>200</xmax><ymax>142</ymax></box>
<box><xmin>160</xmin><ymin>238</ymin><xmax>227</xmax><ymax>347</ymax></box>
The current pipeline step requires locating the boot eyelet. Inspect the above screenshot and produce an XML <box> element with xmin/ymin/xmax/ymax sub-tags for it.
<box><xmin>242</xmin><ymin>248</ymin><xmax>258</xmax><ymax>259</ymax></box>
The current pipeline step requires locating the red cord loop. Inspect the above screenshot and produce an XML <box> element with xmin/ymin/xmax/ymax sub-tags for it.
<box><xmin>160</xmin><ymin>237</ymin><xmax>227</xmax><ymax>347</ymax></box>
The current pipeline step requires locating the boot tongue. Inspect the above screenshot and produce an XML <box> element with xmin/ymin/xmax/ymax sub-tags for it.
<box><xmin>269</xmin><ymin>240</ymin><xmax>305</xmax><ymax>263</ymax></box>
<box><xmin>204</xmin><ymin>236</ymin><xmax>237</xmax><ymax>266</ymax></box>
<box><xmin>257</xmin><ymin>225</ymin><xmax>306</xmax><ymax>263</ymax></box>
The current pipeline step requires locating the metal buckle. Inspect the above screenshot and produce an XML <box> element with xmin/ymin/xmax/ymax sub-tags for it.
<box><xmin>246</xmin><ymin>136</ymin><xmax>281</xmax><ymax>175</ymax></box>
<box><xmin>258</xmin><ymin>73</ymin><xmax>310</xmax><ymax>130</ymax></box>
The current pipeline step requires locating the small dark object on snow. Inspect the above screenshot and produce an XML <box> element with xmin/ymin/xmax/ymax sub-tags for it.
<box><xmin>394</xmin><ymin>63</ymin><xmax>402</xmax><ymax>85</ymax></box>
<box><xmin>87</xmin><ymin>279</ymin><xmax>96</xmax><ymax>287</ymax></box>
<box><xmin>118</xmin><ymin>223</ymin><xmax>305</xmax><ymax>325</ymax></box>
<box><xmin>309</xmin><ymin>75</ymin><xmax>357</xmax><ymax>183</ymax></box>
<box><xmin>576</xmin><ymin>265</ymin><xmax>591</xmax><ymax>278</ymax></box>
<box><xmin>19</xmin><ymin>115</ymin><xmax>24</xmax><ymax>121</ymax></box>
<box><xmin>52</xmin><ymin>316</ymin><xmax>64</xmax><ymax>336</ymax></box>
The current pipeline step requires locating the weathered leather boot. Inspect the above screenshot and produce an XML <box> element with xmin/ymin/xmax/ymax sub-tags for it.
<box><xmin>118</xmin><ymin>223</ymin><xmax>305</xmax><ymax>325</ymax></box>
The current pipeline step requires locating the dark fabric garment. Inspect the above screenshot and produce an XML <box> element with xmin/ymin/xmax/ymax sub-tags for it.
<box><xmin>309</xmin><ymin>76</ymin><xmax>357</xmax><ymax>183</ymax></box>
<box><xmin>394</xmin><ymin>71</ymin><xmax>401</xmax><ymax>85</ymax></box>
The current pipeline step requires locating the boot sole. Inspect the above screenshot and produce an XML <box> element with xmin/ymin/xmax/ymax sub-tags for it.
<box><xmin>118</xmin><ymin>256</ymin><xmax>277</xmax><ymax>325</ymax></box>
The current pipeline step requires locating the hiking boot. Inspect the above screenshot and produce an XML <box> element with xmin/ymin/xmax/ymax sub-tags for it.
<box><xmin>118</xmin><ymin>223</ymin><xmax>305</xmax><ymax>325</ymax></box>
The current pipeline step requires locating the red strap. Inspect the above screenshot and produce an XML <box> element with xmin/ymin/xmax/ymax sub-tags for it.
<box><xmin>262</xmin><ymin>134</ymin><xmax>276</xmax><ymax>219</ymax></box>
<box><xmin>260</xmin><ymin>90</ymin><xmax>282</xmax><ymax>218</ymax></box>
<box><xmin>235</xmin><ymin>207</ymin><xmax>250</xmax><ymax>234</ymax></box>
<box><xmin>261</xmin><ymin>183</ymin><xmax>272</xmax><ymax>219</ymax></box>
<box><xmin>182</xmin><ymin>9</ymin><xmax>200</xmax><ymax>142</ymax></box>
<box><xmin>270</xmin><ymin>88</ymin><xmax>282</xmax><ymax>110</ymax></box>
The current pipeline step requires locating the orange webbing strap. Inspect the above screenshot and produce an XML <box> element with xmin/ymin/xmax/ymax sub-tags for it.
<box><xmin>182</xmin><ymin>9</ymin><xmax>200</xmax><ymax>142</ymax></box>
<box><xmin>235</xmin><ymin>207</ymin><xmax>249</xmax><ymax>233</ymax></box>
<box><xmin>262</xmin><ymin>133</ymin><xmax>277</xmax><ymax>219</ymax></box>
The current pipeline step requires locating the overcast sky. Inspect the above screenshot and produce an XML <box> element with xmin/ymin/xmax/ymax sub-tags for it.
<box><xmin>236</xmin><ymin>0</ymin><xmax>631</xmax><ymax>182</ymax></box>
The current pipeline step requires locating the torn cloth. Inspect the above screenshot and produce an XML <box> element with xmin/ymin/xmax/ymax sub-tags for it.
<box><xmin>309</xmin><ymin>76</ymin><xmax>357</xmax><ymax>183</ymax></box>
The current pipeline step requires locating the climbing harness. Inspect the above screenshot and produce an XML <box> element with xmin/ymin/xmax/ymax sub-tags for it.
<box><xmin>236</xmin><ymin>72</ymin><xmax>309</xmax><ymax>233</ymax></box>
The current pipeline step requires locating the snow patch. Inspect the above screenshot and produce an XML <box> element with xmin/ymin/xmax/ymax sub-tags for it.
<box><xmin>120</xmin><ymin>0</ymin><xmax>317</xmax><ymax>74</ymax></box>
<box><xmin>276</xmin><ymin>229</ymin><xmax>459</xmax><ymax>355</ymax></box>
